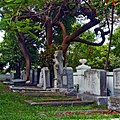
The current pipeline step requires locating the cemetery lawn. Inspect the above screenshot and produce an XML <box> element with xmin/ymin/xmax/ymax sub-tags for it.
<box><xmin>0</xmin><ymin>82</ymin><xmax>120</xmax><ymax>120</ymax></box>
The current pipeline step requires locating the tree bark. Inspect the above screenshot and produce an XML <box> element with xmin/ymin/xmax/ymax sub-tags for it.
<box><xmin>16</xmin><ymin>32</ymin><xmax>31</xmax><ymax>81</ymax></box>
<box><xmin>104</xmin><ymin>5</ymin><xmax>114</xmax><ymax>70</ymax></box>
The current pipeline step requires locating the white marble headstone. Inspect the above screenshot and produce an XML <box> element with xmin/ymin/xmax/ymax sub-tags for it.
<box><xmin>38</xmin><ymin>67</ymin><xmax>50</xmax><ymax>89</ymax></box>
<box><xmin>113</xmin><ymin>68</ymin><xmax>120</xmax><ymax>96</ymax></box>
<box><xmin>83</xmin><ymin>69</ymin><xmax>106</xmax><ymax>96</ymax></box>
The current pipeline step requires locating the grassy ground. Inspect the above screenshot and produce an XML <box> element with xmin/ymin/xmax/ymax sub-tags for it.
<box><xmin>0</xmin><ymin>82</ymin><xmax>120</xmax><ymax>120</ymax></box>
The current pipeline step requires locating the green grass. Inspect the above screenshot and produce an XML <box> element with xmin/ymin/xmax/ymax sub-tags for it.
<box><xmin>0</xmin><ymin>82</ymin><xmax>120</xmax><ymax>120</ymax></box>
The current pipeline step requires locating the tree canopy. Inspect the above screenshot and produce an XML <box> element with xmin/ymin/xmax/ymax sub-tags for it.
<box><xmin>0</xmin><ymin>0</ymin><xmax>120</xmax><ymax>80</ymax></box>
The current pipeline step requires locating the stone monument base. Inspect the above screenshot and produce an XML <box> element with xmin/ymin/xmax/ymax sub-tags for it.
<box><xmin>50</xmin><ymin>88</ymin><xmax>60</xmax><ymax>92</ymax></box>
<box><xmin>77</xmin><ymin>93</ymin><xmax>108</xmax><ymax>106</ymax></box>
<box><xmin>11</xmin><ymin>79</ymin><xmax>26</xmax><ymax>86</ymax></box>
<box><xmin>108</xmin><ymin>96</ymin><xmax>120</xmax><ymax>112</ymax></box>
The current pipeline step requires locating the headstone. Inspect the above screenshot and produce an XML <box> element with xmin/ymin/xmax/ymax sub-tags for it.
<box><xmin>37</xmin><ymin>67</ymin><xmax>50</xmax><ymax>90</ymax></box>
<box><xmin>29</xmin><ymin>69</ymin><xmax>34</xmax><ymax>85</ymax></box>
<box><xmin>62</xmin><ymin>67</ymin><xmax>74</xmax><ymax>89</ymax></box>
<box><xmin>33</xmin><ymin>68</ymin><xmax>41</xmax><ymax>86</ymax></box>
<box><xmin>83</xmin><ymin>69</ymin><xmax>107</xmax><ymax>96</ymax></box>
<box><xmin>113</xmin><ymin>68</ymin><xmax>120</xmax><ymax>96</ymax></box>
<box><xmin>107</xmin><ymin>72</ymin><xmax>113</xmax><ymax>96</ymax></box>
<box><xmin>21</xmin><ymin>70</ymin><xmax>26</xmax><ymax>80</ymax></box>
<box><xmin>108</xmin><ymin>68</ymin><xmax>120</xmax><ymax>112</ymax></box>
<box><xmin>53</xmin><ymin>50</ymin><xmax>64</xmax><ymax>88</ymax></box>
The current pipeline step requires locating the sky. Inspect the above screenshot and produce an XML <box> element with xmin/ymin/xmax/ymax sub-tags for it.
<box><xmin>0</xmin><ymin>31</ymin><xmax>4</xmax><ymax>42</ymax></box>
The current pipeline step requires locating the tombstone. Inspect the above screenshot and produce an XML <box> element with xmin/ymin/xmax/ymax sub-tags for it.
<box><xmin>62</xmin><ymin>67</ymin><xmax>74</xmax><ymax>89</ymax></box>
<box><xmin>29</xmin><ymin>69</ymin><xmax>34</xmax><ymax>85</ymax></box>
<box><xmin>73</xmin><ymin>59</ymin><xmax>91</xmax><ymax>93</ymax></box>
<box><xmin>33</xmin><ymin>68</ymin><xmax>41</xmax><ymax>86</ymax></box>
<box><xmin>107</xmin><ymin>72</ymin><xmax>113</xmax><ymax>96</ymax></box>
<box><xmin>20</xmin><ymin>70</ymin><xmax>26</xmax><ymax>80</ymax></box>
<box><xmin>37</xmin><ymin>67</ymin><xmax>50</xmax><ymax>90</ymax></box>
<box><xmin>113</xmin><ymin>68</ymin><xmax>120</xmax><ymax>96</ymax></box>
<box><xmin>53</xmin><ymin>50</ymin><xmax>64</xmax><ymax>88</ymax></box>
<box><xmin>77</xmin><ymin>69</ymin><xmax>108</xmax><ymax>105</ymax></box>
<box><xmin>83</xmin><ymin>69</ymin><xmax>107</xmax><ymax>96</ymax></box>
<box><xmin>108</xmin><ymin>68</ymin><xmax>120</xmax><ymax>112</ymax></box>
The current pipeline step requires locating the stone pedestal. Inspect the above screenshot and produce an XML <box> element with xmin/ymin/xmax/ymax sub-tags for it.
<box><xmin>11</xmin><ymin>79</ymin><xmax>26</xmax><ymax>86</ymax></box>
<box><xmin>108</xmin><ymin>96</ymin><xmax>120</xmax><ymax>112</ymax></box>
<box><xmin>77</xmin><ymin>93</ymin><xmax>108</xmax><ymax>105</ymax></box>
<box><xmin>73</xmin><ymin>59</ymin><xmax>91</xmax><ymax>93</ymax></box>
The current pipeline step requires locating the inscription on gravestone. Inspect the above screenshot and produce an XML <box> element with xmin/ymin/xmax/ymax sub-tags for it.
<box><xmin>115</xmin><ymin>71</ymin><xmax>120</xmax><ymax>89</ymax></box>
<box><xmin>84</xmin><ymin>69</ymin><xmax>106</xmax><ymax>96</ymax></box>
<box><xmin>63</xmin><ymin>76</ymin><xmax>67</xmax><ymax>85</ymax></box>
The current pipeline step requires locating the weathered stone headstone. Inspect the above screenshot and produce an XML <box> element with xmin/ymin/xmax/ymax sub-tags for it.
<box><xmin>77</xmin><ymin>69</ymin><xmax>107</xmax><ymax>105</ymax></box>
<box><xmin>113</xmin><ymin>68</ymin><xmax>120</xmax><ymax>96</ymax></box>
<box><xmin>107</xmin><ymin>72</ymin><xmax>113</xmax><ymax>96</ymax></box>
<box><xmin>21</xmin><ymin>70</ymin><xmax>26</xmax><ymax>80</ymax></box>
<box><xmin>37</xmin><ymin>67</ymin><xmax>50</xmax><ymax>90</ymax></box>
<box><xmin>29</xmin><ymin>69</ymin><xmax>34</xmax><ymax>85</ymax></box>
<box><xmin>83</xmin><ymin>69</ymin><xmax>107</xmax><ymax>96</ymax></box>
<box><xmin>62</xmin><ymin>67</ymin><xmax>74</xmax><ymax>89</ymax></box>
<box><xmin>33</xmin><ymin>68</ymin><xmax>41</xmax><ymax>86</ymax></box>
<box><xmin>108</xmin><ymin>68</ymin><xmax>120</xmax><ymax>112</ymax></box>
<box><xmin>53</xmin><ymin>50</ymin><xmax>64</xmax><ymax>88</ymax></box>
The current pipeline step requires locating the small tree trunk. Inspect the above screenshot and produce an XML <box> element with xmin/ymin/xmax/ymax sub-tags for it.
<box><xmin>104</xmin><ymin>5</ymin><xmax>114</xmax><ymax>70</ymax></box>
<box><xmin>16</xmin><ymin>32</ymin><xmax>31</xmax><ymax>81</ymax></box>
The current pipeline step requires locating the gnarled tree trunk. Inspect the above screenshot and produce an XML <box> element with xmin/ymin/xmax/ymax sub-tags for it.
<box><xmin>17</xmin><ymin>32</ymin><xmax>31</xmax><ymax>81</ymax></box>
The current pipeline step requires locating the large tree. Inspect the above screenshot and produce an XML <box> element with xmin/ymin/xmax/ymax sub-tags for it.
<box><xmin>0</xmin><ymin>0</ymin><xmax>120</xmax><ymax>80</ymax></box>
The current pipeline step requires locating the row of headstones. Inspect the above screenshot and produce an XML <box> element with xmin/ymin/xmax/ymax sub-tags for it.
<box><xmin>21</xmin><ymin>67</ymin><xmax>74</xmax><ymax>90</ymax></box>
<box><xmin>73</xmin><ymin>61</ymin><xmax>120</xmax><ymax>97</ymax></box>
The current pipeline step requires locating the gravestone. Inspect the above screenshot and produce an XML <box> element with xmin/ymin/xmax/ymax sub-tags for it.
<box><xmin>107</xmin><ymin>72</ymin><xmax>113</xmax><ymax>96</ymax></box>
<box><xmin>62</xmin><ymin>67</ymin><xmax>74</xmax><ymax>89</ymax></box>
<box><xmin>77</xmin><ymin>69</ymin><xmax>107</xmax><ymax>105</ymax></box>
<box><xmin>37</xmin><ymin>67</ymin><xmax>50</xmax><ymax>90</ymax></box>
<box><xmin>53</xmin><ymin>50</ymin><xmax>64</xmax><ymax>88</ymax></box>
<box><xmin>33</xmin><ymin>68</ymin><xmax>41</xmax><ymax>86</ymax></box>
<box><xmin>21</xmin><ymin>70</ymin><xmax>26</xmax><ymax>80</ymax></box>
<box><xmin>29</xmin><ymin>69</ymin><xmax>34</xmax><ymax>85</ymax></box>
<box><xmin>83</xmin><ymin>69</ymin><xmax>107</xmax><ymax>96</ymax></box>
<box><xmin>113</xmin><ymin>68</ymin><xmax>120</xmax><ymax>96</ymax></box>
<box><xmin>108</xmin><ymin>68</ymin><xmax>120</xmax><ymax>112</ymax></box>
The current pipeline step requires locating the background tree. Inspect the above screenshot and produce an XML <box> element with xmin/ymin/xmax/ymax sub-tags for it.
<box><xmin>0</xmin><ymin>0</ymin><xmax>120</xmax><ymax>81</ymax></box>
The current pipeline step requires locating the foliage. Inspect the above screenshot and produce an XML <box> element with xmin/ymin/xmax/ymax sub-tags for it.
<box><xmin>111</xmin><ymin>26</ymin><xmax>120</xmax><ymax>56</ymax></box>
<box><xmin>0</xmin><ymin>0</ymin><xmax>120</xmax><ymax>74</ymax></box>
<box><xmin>67</xmin><ymin>42</ymin><xmax>108</xmax><ymax>71</ymax></box>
